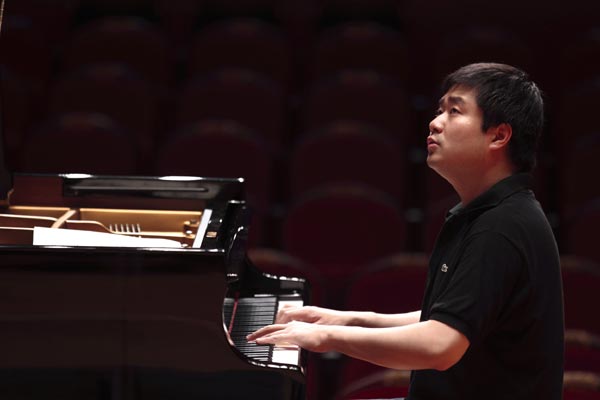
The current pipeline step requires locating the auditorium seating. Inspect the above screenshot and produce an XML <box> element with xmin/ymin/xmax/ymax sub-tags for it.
<box><xmin>76</xmin><ymin>0</ymin><xmax>154</xmax><ymax>20</ymax></box>
<box><xmin>152</xmin><ymin>0</ymin><xmax>202</xmax><ymax>43</ymax></box>
<box><xmin>60</xmin><ymin>16</ymin><xmax>175</xmax><ymax>88</ymax></box>
<box><xmin>557</xmin><ymin>130</ymin><xmax>599</xmax><ymax>237</ymax></box>
<box><xmin>195</xmin><ymin>0</ymin><xmax>279</xmax><ymax>21</ymax></box>
<box><xmin>560</xmin><ymin>257</ymin><xmax>600</xmax><ymax>335</ymax></box>
<box><xmin>175</xmin><ymin>68</ymin><xmax>287</xmax><ymax>151</ymax></box>
<box><xmin>431</xmin><ymin>26</ymin><xmax>536</xmax><ymax>85</ymax></box>
<box><xmin>247</xmin><ymin>247</ymin><xmax>325</xmax><ymax>306</ymax></box>
<box><xmin>563</xmin><ymin>202</ymin><xmax>600</xmax><ymax>266</ymax></box>
<box><xmin>557</xmin><ymin>28</ymin><xmax>600</xmax><ymax>90</ymax></box>
<box><xmin>47</xmin><ymin>64</ymin><xmax>159</xmax><ymax>167</ymax></box>
<box><xmin>565</xmin><ymin>329</ymin><xmax>600</xmax><ymax>373</ymax></box>
<box><xmin>0</xmin><ymin>67</ymin><xmax>31</xmax><ymax>168</ymax></box>
<box><xmin>18</xmin><ymin>112</ymin><xmax>139</xmax><ymax>175</ymax></box>
<box><xmin>301</xmin><ymin>70</ymin><xmax>414</xmax><ymax>141</ymax></box>
<box><xmin>187</xmin><ymin>18</ymin><xmax>293</xmax><ymax>90</ymax></box>
<box><xmin>555</xmin><ymin>79</ymin><xmax>600</xmax><ymax>160</ymax></box>
<box><xmin>343</xmin><ymin>252</ymin><xmax>428</xmax><ymax>314</ymax></box>
<box><xmin>5</xmin><ymin>0</ymin><xmax>78</xmax><ymax>46</ymax></box>
<box><xmin>308</xmin><ymin>21</ymin><xmax>409</xmax><ymax>82</ymax></box>
<box><xmin>0</xmin><ymin>14</ymin><xmax>55</xmax><ymax>98</ymax></box>
<box><xmin>334</xmin><ymin>369</ymin><xmax>410</xmax><ymax>400</ymax></box>
<box><xmin>334</xmin><ymin>253</ymin><xmax>427</xmax><ymax>396</ymax></box>
<box><xmin>563</xmin><ymin>371</ymin><xmax>600</xmax><ymax>400</ymax></box>
<box><xmin>289</xmin><ymin>121</ymin><xmax>407</xmax><ymax>204</ymax></box>
<box><xmin>318</xmin><ymin>0</ymin><xmax>402</xmax><ymax>28</ymax></box>
<box><xmin>282</xmin><ymin>184</ymin><xmax>407</xmax><ymax>307</ymax></box>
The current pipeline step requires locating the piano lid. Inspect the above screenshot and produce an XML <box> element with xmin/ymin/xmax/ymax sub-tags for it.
<box><xmin>0</xmin><ymin>0</ymin><xmax>12</xmax><ymax>203</ymax></box>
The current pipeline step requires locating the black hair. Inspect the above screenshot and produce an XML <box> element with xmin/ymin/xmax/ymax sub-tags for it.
<box><xmin>441</xmin><ymin>62</ymin><xmax>544</xmax><ymax>172</ymax></box>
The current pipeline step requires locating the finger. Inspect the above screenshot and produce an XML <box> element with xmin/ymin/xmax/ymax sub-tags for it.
<box><xmin>246</xmin><ymin>324</ymin><xmax>286</xmax><ymax>341</ymax></box>
<box><xmin>275</xmin><ymin>304</ymin><xmax>302</xmax><ymax>324</ymax></box>
<box><xmin>254</xmin><ymin>332</ymin><xmax>295</xmax><ymax>346</ymax></box>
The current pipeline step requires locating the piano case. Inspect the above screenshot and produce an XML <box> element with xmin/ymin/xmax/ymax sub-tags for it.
<box><xmin>0</xmin><ymin>4</ymin><xmax>308</xmax><ymax>400</ymax></box>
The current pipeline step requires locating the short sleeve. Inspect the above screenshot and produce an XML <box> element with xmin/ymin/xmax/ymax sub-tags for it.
<box><xmin>428</xmin><ymin>231</ymin><xmax>524</xmax><ymax>343</ymax></box>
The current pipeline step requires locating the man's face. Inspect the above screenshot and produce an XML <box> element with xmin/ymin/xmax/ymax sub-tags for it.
<box><xmin>427</xmin><ymin>85</ymin><xmax>491</xmax><ymax>179</ymax></box>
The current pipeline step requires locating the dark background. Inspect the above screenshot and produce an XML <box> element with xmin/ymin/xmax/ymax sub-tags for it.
<box><xmin>1</xmin><ymin>1</ymin><xmax>599</xmax><ymax>398</ymax></box>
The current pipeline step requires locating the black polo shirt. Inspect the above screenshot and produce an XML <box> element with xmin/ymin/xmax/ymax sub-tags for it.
<box><xmin>408</xmin><ymin>173</ymin><xmax>564</xmax><ymax>400</ymax></box>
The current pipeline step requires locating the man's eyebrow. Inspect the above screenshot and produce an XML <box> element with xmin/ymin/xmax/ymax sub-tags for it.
<box><xmin>438</xmin><ymin>95</ymin><xmax>466</xmax><ymax>107</ymax></box>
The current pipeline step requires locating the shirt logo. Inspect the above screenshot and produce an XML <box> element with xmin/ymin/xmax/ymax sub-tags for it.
<box><xmin>441</xmin><ymin>263</ymin><xmax>449</xmax><ymax>272</ymax></box>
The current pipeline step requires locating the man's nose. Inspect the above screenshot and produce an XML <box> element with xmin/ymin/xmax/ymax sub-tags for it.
<box><xmin>429</xmin><ymin>115</ymin><xmax>443</xmax><ymax>135</ymax></box>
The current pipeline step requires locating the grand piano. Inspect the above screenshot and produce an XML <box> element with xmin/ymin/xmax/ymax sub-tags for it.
<box><xmin>0</xmin><ymin>3</ymin><xmax>309</xmax><ymax>399</ymax></box>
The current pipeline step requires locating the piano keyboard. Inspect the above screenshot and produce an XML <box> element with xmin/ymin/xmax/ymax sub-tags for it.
<box><xmin>223</xmin><ymin>294</ymin><xmax>303</xmax><ymax>366</ymax></box>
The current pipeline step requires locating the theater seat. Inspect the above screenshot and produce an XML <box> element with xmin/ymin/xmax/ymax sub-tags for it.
<box><xmin>18</xmin><ymin>112</ymin><xmax>139</xmax><ymax>175</ymax></box>
<box><xmin>247</xmin><ymin>247</ymin><xmax>325</xmax><ymax>306</ymax></box>
<box><xmin>564</xmin><ymin>329</ymin><xmax>600</xmax><ymax>374</ymax></box>
<box><xmin>282</xmin><ymin>184</ymin><xmax>407</xmax><ymax>307</ymax></box>
<box><xmin>175</xmin><ymin>69</ymin><xmax>287</xmax><ymax>151</ymax></box>
<box><xmin>309</xmin><ymin>21</ymin><xmax>409</xmax><ymax>82</ymax></box>
<box><xmin>290</xmin><ymin>121</ymin><xmax>407</xmax><ymax>204</ymax></box>
<box><xmin>48</xmin><ymin>64</ymin><xmax>159</xmax><ymax>165</ymax></box>
<box><xmin>60</xmin><ymin>16</ymin><xmax>174</xmax><ymax>87</ymax></box>
<box><xmin>334</xmin><ymin>369</ymin><xmax>410</xmax><ymax>400</ymax></box>
<box><xmin>560</xmin><ymin>256</ymin><xmax>600</xmax><ymax>335</ymax></box>
<box><xmin>563</xmin><ymin>371</ymin><xmax>600</xmax><ymax>400</ymax></box>
<box><xmin>302</xmin><ymin>70</ymin><xmax>413</xmax><ymax>139</ymax></box>
<box><xmin>187</xmin><ymin>18</ymin><xmax>293</xmax><ymax>90</ymax></box>
<box><xmin>563</xmin><ymin>201</ymin><xmax>600</xmax><ymax>266</ymax></box>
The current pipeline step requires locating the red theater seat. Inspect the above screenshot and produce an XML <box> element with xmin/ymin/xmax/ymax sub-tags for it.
<box><xmin>48</xmin><ymin>64</ymin><xmax>159</xmax><ymax>165</ymax></box>
<box><xmin>290</xmin><ymin>121</ymin><xmax>407</xmax><ymax>204</ymax></box>
<box><xmin>282</xmin><ymin>184</ymin><xmax>407</xmax><ymax>307</ymax></box>
<box><xmin>560</xmin><ymin>257</ymin><xmax>600</xmax><ymax>335</ymax></box>
<box><xmin>187</xmin><ymin>18</ymin><xmax>293</xmax><ymax>90</ymax></box>
<box><xmin>61</xmin><ymin>16</ymin><xmax>174</xmax><ymax>87</ymax></box>
<box><xmin>175</xmin><ymin>69</ymin><xmax>287</xmax><ymax>151</ymax></box>
<box><xmin>310</xmin><ymin>21</ymin><xmax>409</xmax><ymax>82</ymax></box>
<box><xmin>302</xmin><ymin>70</ymin><xmax>414</xmax><ymax>139</ymax></box>
<box><xmin>19</xmin><ymin>112</ymin><xmax>139</xmax><ymax>175</ymax></box>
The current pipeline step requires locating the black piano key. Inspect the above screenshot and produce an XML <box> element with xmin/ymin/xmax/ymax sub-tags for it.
<box><xmin>224</xmin><ymin>295</ymin><xmax>279</xmax><ymax>362</ymax></box>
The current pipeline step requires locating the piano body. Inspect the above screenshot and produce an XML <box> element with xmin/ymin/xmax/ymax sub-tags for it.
<box><xmin>0</xmin><ymin>175</ymin><xmax>308</xmax><ymax>400</ymax></box>
<box><xmin>0</xmin><ymin>4</ymin><xmax>308</xmax><ymax>397</ymax></box>
<box><xmin>0</xmin><ymin>173</ymin><xmax>309</xmax><ymax>400</ymax></box>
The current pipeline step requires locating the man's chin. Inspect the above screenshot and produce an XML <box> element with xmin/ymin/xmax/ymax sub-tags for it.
<box><xmin>426</xmin><ymin>156</ymin><xmax>437</xmax><ymax>169</ymax></box>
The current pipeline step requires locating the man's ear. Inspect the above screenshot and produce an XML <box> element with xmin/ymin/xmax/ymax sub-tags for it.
<box><xmin>488</xmin><ymin>123</ymin><xmax>512</xmax><ymax>150</ymax></box>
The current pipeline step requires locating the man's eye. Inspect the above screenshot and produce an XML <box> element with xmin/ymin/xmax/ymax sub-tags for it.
<box><xmin>449</xmin><ymin>108</ymin><xmax>460</xmax><ymax>114</ymax></box>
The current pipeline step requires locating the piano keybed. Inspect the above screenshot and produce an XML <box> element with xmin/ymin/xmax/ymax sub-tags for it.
<box><xmin>223</xmin><ymin>295</ymin><xmax>303</xmax><ymax>366</ymax></box>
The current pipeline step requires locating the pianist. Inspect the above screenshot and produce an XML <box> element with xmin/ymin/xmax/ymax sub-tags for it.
<box><xmin>248</xmin><ymin>63</ymin><xmax>564</xmax><ymax>399</ymax></box>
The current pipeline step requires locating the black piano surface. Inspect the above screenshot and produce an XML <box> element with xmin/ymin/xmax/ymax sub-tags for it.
<box><xmin>0</xmin><ymin>174</ymin><xmax>309</xmax><ymax>400</ymax></box>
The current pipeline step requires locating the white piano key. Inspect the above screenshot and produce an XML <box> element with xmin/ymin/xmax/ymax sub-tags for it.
<box><xmin>271</xmin><ymin>297</ymin><xmax>304</xmax><ymax>365</ymax></box>
<box><xmin>272</xmin><ymin>346</ymin><xmax>301</xmax><ymax>365</ymax></box>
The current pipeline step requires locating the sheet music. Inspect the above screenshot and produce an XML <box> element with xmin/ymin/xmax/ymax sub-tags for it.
<box><xmin>33</xmin><ymin>226</ymin><xmax>183</xmax><ymax>248</ymax></box>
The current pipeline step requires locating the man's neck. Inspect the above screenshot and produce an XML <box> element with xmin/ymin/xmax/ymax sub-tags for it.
<box><xmin>451</xmin><ymin>164</ymin><xmax>515</xmax><ymax>207</ymax></box>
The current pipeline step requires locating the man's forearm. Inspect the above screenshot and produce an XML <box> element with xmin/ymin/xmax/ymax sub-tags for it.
<box><xmin>326</xmin><ymin>320</ymin><xmax>468</xmax><ymax>371</ymax></box>
<box><xmin>347</xmin><ymin>310</ymin><xmax>422</xmax><ymax>328</ymax></box>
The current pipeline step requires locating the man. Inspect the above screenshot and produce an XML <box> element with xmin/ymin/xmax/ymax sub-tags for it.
<box><xmin>247</xmin><ymin>63</ymin><xmax>564</xmax><ymax>399</ymax></box>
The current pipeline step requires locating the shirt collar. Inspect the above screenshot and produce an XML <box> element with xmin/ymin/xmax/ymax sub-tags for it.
<box><xmin>446</xmin><ymin>173</ymin><xmax>533</xmax><ymax>220</ymax></box>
